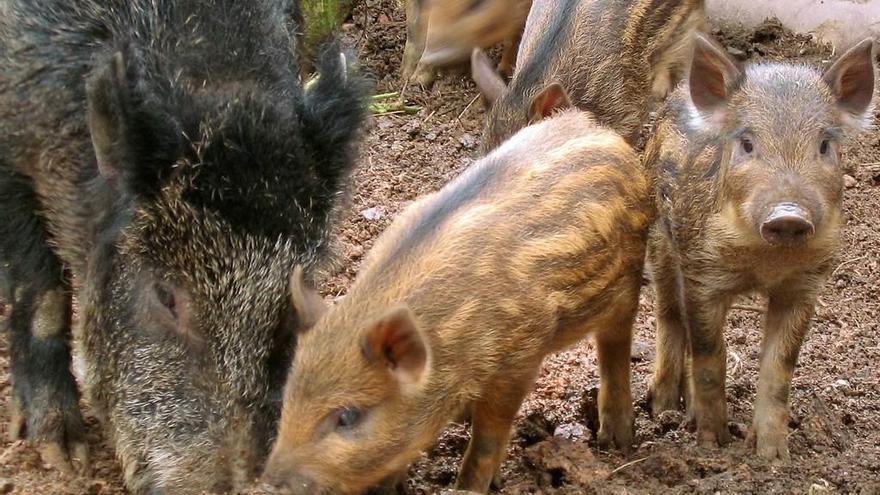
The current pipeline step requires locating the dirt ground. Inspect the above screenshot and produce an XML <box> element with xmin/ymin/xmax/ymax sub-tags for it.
<box><xmin>1</xmin><ymin>2</ymin><xmax>879</xmax><ymax>494</ymax></box>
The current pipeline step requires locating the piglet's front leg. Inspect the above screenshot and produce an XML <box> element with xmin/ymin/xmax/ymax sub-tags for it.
<box><xmin>749</xmin><ymin>285</ymin><xmax>817</xmax><ymax>462</ymax></box>
<box><xmin>682</xmin><ymin>281</ymin><xmax>733</xmax><ymax>448</ymax></box>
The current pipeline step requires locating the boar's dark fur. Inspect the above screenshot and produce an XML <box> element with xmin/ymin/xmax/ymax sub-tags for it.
<box><xmin>0</xmin><ymin>0</ymin><xmax>365</xmax><ymax>493</ymax></box>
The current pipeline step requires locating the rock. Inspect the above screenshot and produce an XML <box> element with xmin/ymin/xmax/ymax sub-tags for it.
<box><xmin>403</xmin><ymin>120</ymin><xmax>421</xmax><ymax>137</ymax></box>
<box><xmin>517</xmin><ymin>412</ymin><xmax>552</xmax><ymax>446</ymax></box>
<box><xmin>844</xmin><ymin>174</ymin><xmax>857</xmax><ymax>189</ymax></box>
<box><xmin>377</xmin><ymin>117</ymin><xmax>394</xmax><ymax>130</ymax></box>
<box><xmin>726</xmin><ymin>46</ymin><xmax>747</xmax><ymax>57</ymax></box>
<box><xmin>553</xmin><ymin>422</ymin><xmax>590</xmax><ymax>441</ymax></box>
<box><xmin>630</xmin><ymin>340</ymin><xmax>654</xmax><ymax>362</ymax></box>
<box><xmin>458</xmin><ymin>133</ymin><xmax>477</xmax><ymax>149</ymax></box>
<box><xmin>348</xmin><ymin>244</ymin><xmax>364</xmax><ymax>260</ymax></box>
<box><xmin>85</xmin><ymin>481</ymin><xmax>108</xmax><ymax>495</ymax></box>
<box><xmin>656</xmin><ymin>409</ymin><xmax>686</xmax><ymax>433</ymax></box>
<box><xmin>639</xmin><ymin>453</ymin><xmax>690</xmax><ymax>486</ymax></box>
<box><xmin>524</xmin><ymin>437</ymin><xmax>609</xmax><ymax>487</ymax></box>
<box><xmin>729</xmin><ymin>421</ymin><xmax>749</xmax><ymax>439</ymax></box>
<box><xmin>360</xmin><ymin>206</ymin><xmax>386</xmax><ymax>221</ymax></box>
<box><xmin>734</xmin><ymin>462</ymin><xmax>754</xmax><ymax>482</ymax></box>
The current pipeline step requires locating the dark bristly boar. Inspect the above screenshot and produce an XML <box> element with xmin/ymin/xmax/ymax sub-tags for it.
<box><xmin>263</xmin><ymin>110</ymin><xmax>654</xmax><ymax>494</ymax></box>
<box><xmin>645</xmin><ymin>33</ymin><xmax>876</xmax><ymax>461</ymax></box>
<box><xmin>401</xmin><ymin>0</ymin><xmax>531</xmax><ymax>87</ymax></box>
<box><xmin>471</xmin><ymin>0</ymin><xmax>706</xmax><ymax>152</ymax></box>
<box><xmin>0</xmin><ymin>0</ymin><xmax>365</xmax><ymax>493</ymax></box>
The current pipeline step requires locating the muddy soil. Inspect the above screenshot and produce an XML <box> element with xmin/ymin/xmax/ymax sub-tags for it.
<box><xmin>1</xmin><ymin>2</ymin><xmax>879</xmax><ymax>494</ymax></box>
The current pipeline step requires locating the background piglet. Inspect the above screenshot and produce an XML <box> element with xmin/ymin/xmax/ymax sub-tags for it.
<box><xmin>472</xmin><ymin>0</ymin><xmax>706</xmax><ymax>152</ymax></box>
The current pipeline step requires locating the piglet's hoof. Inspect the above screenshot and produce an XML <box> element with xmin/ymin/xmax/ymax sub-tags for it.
<box><xmin>746</xmin><ymin>425</ymin><xmax>790</xmax><ymax>463</ymax></box>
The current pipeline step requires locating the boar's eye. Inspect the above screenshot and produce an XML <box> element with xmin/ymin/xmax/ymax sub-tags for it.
<box><xmin>739</xmin><ymin>137</ymin><xmax>754</xmax><ymax>154</ymax></box>
<box><xmin>154</xmin><ymin>282</ymin><xmax>177</xmax><ymax>319</ymax></box>
<box><xmin>334</xmin><ymin>407</ymin><xmax>365</xmax><ymax>431</ymax></box>
<box><xmin>819</xmin><ymin>138</ymin><xmax>830</xmax><ymax>156</ymax></box>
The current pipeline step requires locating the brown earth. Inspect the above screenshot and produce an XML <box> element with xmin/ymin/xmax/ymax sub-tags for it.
<box><xmin>1</xmin><ymin>2</ymin><xmax>879</xmax><ymax>494</ymax></box>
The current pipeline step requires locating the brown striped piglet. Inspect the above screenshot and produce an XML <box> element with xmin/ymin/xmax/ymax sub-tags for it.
<box><xmin>402</xmin><ymin>0</ymin><xmax>531</xmax><ymax>87</ymax></box>
<box><xmin>263</xmin><ymin>109</ymin><xmax>654</xmax><ymax>494</ymax></box>
<box><xmin>472</xmin><ymin>0</ymin><xmax>707</xmax><ymax>152</ymax></box>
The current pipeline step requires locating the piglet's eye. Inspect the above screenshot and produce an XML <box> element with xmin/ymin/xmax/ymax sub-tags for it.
<box><xmin>467</xmin><ymin>0</ymin><xmax>485</xmax><ymax>12</ymax></box>
<box><xmin>334</xmin><ymin>407</ymin><xmax>365</xmax><ymax>431</ymax></box>
<box><xmin>154</xmin><ymin>282</ymin><xmax>177</xmax><ymax>319</ymax></box>
<box><xmin>739</xmin><ymin>137</ymin><xmax>754</xmax><ymax>154</ymax></box>
<box><xmin>819</xmin><ymin>138</ymin><xmax>830</xmax><ymax>155</ymax></box>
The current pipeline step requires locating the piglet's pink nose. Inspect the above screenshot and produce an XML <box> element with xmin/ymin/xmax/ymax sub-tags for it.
<box><xmin>760</xmin><ymin>203</ymin><xmax>814</xmax><ymax>246</ymax></box>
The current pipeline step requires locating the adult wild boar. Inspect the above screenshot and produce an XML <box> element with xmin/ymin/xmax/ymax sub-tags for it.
<box><xmin>0</xmin><ymin>0</ymin><xmax>365</xmax><ymax>493</ymax></box>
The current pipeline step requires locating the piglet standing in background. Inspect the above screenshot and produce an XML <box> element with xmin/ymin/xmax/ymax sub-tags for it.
<box><xmin>472</xmin><ymin>0</ymin><xmax>707</xmax><ymax>152</ymax></box>
<box><xmin>402</xmin><ymin>0</ymin><xmax>532</xmax><ymax>87</ymax></box>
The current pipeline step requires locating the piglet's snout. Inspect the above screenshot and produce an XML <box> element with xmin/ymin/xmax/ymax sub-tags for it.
<box><xmin>760</xmin><ymin>203</ymin><xmax>815</xmax><ymax>246</ymax></box>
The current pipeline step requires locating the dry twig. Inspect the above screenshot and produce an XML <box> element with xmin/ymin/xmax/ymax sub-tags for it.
<box><xmin>608</xmin><ymin>457</ymin><xmax>649</xmax><ymax>477</ymax></box>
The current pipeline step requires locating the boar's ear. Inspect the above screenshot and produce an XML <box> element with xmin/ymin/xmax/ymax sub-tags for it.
<box><xmin>288</xmin><ymin>266</ymin><xmax>327</xmax><ymax>331</ymax></box>
<box><xmin>823</xmin><ymin>38</ymin><xmax>876</xmax><ymax>130</ymax></box>
<box><xmin>688</xmin><ymin>32</ymin><xmax>742</xmax><ymax>119</ymax></box>
<box><xmin>302</xmin><ymin>42</ymin><xmax>367</xmax><ymax>189</ymax></box>
<box><xmin>86</xmin><ymin>48</ymin><xmax>183</xmax><ymax>198</ymax></box>
<box><xmin>528</xmin><ymin>83</ymin><xmax>572</xmax><ymax>123</ymax></box>
<box><xmin>361</xmin><ymin>305</ymin><xmax>429</xmax><ymax>386</ymax></box>
<box><xmin>472</xmin><ymin>48</ymin><xmax>507</xmax><ymax>105</ymax></box>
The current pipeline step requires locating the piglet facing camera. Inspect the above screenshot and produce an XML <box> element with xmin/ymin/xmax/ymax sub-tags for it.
<box><xmin>645</xmin><ymin>33</ymin><xmax>875</xmax><ymax>461</ymax></box>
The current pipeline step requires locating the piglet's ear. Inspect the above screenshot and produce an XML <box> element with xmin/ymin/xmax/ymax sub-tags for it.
<box><xmin>86</xmin><ymin>47</ymin><xmax>182</xmax><ymax>198</ymax></box>
<box><xmin>823</xmin><ymin>38</ymin><xmax>876</xmax><ymax>130</ymax></box>
<box><xmin>528</xmin><ymin>82</ymin><xmax>572</xmax><ymax>123</ymax></box>
<box><xmin>471</xmin><ymin>48</ymin><xmax>507</xmax><ymax>105</ymax></box>
<box><xmin>361</xmin><ymin>305</ymin><xmax>429</xmax><ymax>386</ymax></box>
<box><xmin>288</xmin><ymin>266</ymin><xmax>327</xmax><ymax>332</ymax></box>
<box><xmin>688</xmin><ymin>32</ymin><xmax>743</xmax><ymax>121</ymax></box>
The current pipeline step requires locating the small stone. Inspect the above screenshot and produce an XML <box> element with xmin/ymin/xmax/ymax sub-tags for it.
<box><xmin>348</xmin><ymin>244</ymin><xmax>364</xmax><ymax>260</ymax></box>
<box><xmin>844</xmin><ymin>174</ymin><xmax>857</xmax><ymax>189</ymax></box>
<box><xmin>425</xmin><ymin>131</ymin><xmax>438</xmax><ymax>142</ymax></box>
<box><xmin>726</xmin><ymin>46</ymin><xmax>747</xmax><ymax>58</ymax></box>
<box><xmin>360</xmin><ymin>206</ymin><xmax>385</xmax><ymax>221</ymax></box>
<box><xmin>656</xmin><ymin>409</ymin><xmax>686</xmax><ymax>432</ymax></box>
<box><xmin>0</xmin><ymin>479</ymin><xmax>12</xmax><ymax>494</ymax></box>
<box><xmin>458</xmin><ymin>133</ymin><xmax>477</xmax><ymax>149</ymax></box>
<box><xmin>729</xmin><ymin>421</ymin><xmax>749</xmax><ymax>439</ymax></box>
<box><xmin>377</xmin><ymin>117</ymin><xmax>394</xmax><ymax>130</ymax></box>
<box><xmin>630</xmin><ymin>340</ymin><xmax>654</xmax><ymax>362</ymax></box>
<box><xmin>735</xmin><ymin>462</ymin><xmax>754</xmax><ymax>482</ymax></box>
<box><xmin>554</xmin><ymin>422</ymin><xmax>588</xmax><ymax>441</ymax></box>
<box><xmin>517</xmin><ymin>412</ymin><xmax>552</xmax><ymax>446</ymax></box>
<box><xmin>403</xmin><ymin>120</ymin><xmax>421</xmax><ymax>137</ymax></box>
<box><xmin>85</xmin><ymin>481</ymin><xmax>107</xmax><ymax>495</ymax></box>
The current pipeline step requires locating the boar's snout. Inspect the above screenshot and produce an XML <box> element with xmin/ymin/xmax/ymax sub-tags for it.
<box><xmin>760</xmin><ymin>203</ymin><xmax>815</xmax><ymax>246</ymax></box>
<box><xmin>261</xmin><ymin>457</ymin><xmax>324</xmax><ymax>495</ymax></box>
<box><xmin>259</xmin><ymin>475</ymin><xmax>319</xmax><ymax>495</ymax></box>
